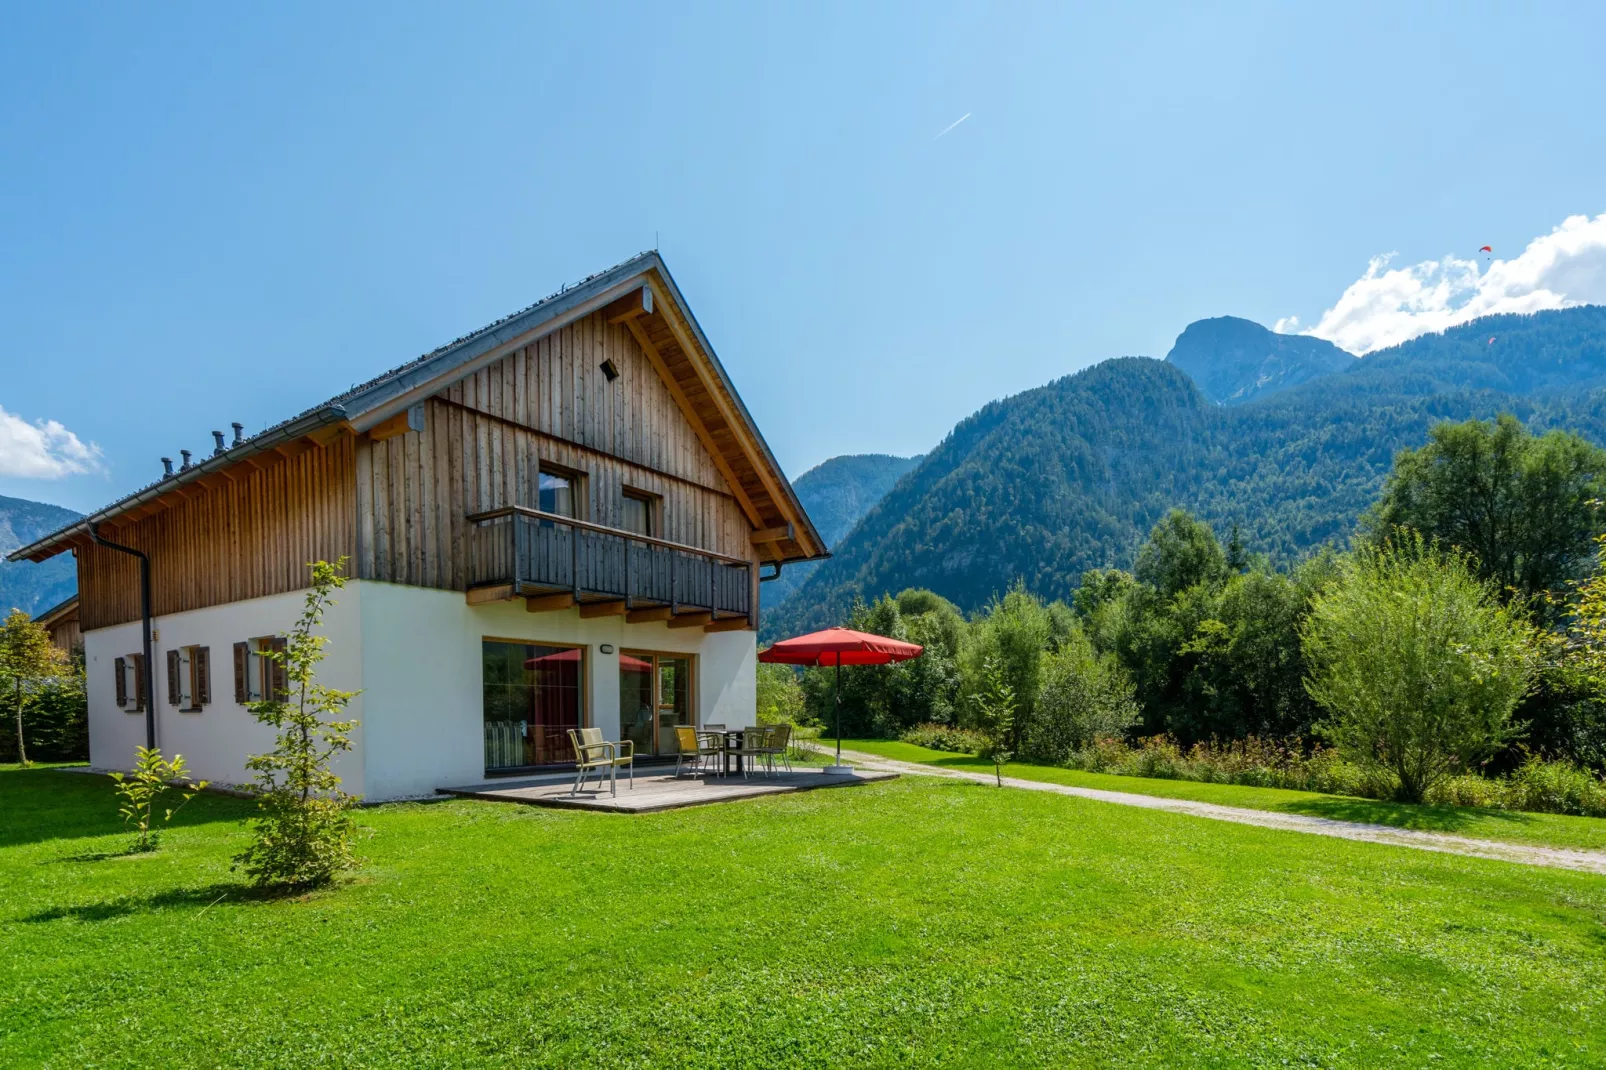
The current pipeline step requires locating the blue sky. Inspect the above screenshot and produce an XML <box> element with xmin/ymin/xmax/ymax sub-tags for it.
<box><xmin>3</xmin><ymin>1</ymin><xmax>1605</xmax><ymax>514</ymax></box>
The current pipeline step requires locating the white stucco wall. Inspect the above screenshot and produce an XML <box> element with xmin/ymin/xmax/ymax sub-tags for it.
<box><xmin>82</xmin><ymin>579</ymin><xmax>758</xmax><ymax>802</ymax></box>
<box><xmin>83</xmin><ymin>585</ymin><xmax>367</xmax><ymax>796</ymax></box>
<box><xmin>357</xmin><ymin>582</ymin><xmax>758</xmax><ymax>800</ymax></box>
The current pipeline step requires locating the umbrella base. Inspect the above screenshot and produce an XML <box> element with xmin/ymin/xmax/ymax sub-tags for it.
<box><xmin>823</xmin><ymin>765</ymin><xmax>855</xmax><ymax>776</ymax></box>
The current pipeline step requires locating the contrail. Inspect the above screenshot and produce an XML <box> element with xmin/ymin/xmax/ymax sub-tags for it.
<box><xmin>935</xmin><ymin>112</ymin><xmax>971</xmax><ymax>139</ymax></box>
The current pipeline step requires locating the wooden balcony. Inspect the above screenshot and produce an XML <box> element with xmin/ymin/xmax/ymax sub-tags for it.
<box><xmin>464</xmin><ymin>506</ymin><xmax>753</xmax><ymax>629</ymax></box>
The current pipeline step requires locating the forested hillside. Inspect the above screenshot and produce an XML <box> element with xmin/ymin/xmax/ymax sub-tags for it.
<box><xmin>0</xmin><ymin>494</ymin><xmax>79</xmax><ymax>614</ymax></box>
<box><xmin>763</xmin><ymin>453</ymin><xmax>921</xmax><ymax>610</ymax></box>
<box><xmin>768</xmin><ymin>306</ymin><xmax>1606</xmax><ymax>637</ymax></box>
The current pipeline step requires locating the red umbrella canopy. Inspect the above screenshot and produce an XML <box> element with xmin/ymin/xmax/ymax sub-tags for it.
<box><xmin>758</xmin><ymin>627</ymin><xmax>923</xmax><ymax>667</ymax></box>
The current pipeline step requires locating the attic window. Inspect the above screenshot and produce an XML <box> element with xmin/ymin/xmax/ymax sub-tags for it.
<box><xmin>599</xmin><ymin>359</ymin><xmax>619</xmax><ymax>382</ymax></box>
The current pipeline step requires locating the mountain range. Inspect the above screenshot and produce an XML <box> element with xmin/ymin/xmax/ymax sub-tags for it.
<box><xmin>0</xmin><ymin>494</ymin><xmax>81</xmax><ymax>616</ymax></box>
<box><xmin>768</xmin><ymin>305</ymin><xmax>1606</xmax><ymax>636</ymax></box>
<box><xmin>11</xmin><ymin>305</ymin><xmax>1606</xmax><ymax>636</ymax></box>
<box><xmin>761</xmin><ymin>453</ymin><xmax>922</xmax><ymax>611</ymax></box>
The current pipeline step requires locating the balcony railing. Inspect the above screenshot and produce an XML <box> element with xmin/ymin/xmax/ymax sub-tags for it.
<box><xmin>465</xmin><ymin>506</ymin><xmax>753</xmax><ymax>623</ymax></box>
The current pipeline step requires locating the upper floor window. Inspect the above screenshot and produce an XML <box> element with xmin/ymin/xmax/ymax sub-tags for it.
<box><xmin>539</xmin><ymin>465</ymin><xmax>580</xmax><ymax>519</ymax></box>
<box><xmin>620</xmin><ymin>488</ymin><xmax>657</xmax><ymax>537</ymax></box>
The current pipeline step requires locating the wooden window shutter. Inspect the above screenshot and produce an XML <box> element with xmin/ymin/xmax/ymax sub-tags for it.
<box><xmin>270</xmin><ymin>637</ymin><xmax>288</xmax><ymax>701</ymax></box>
<box><xmin>195</xmin><ymin>647</ymin><xmax>211</xmax><ymax>707</ymax></box>
<box><xmin>167</xmin><ymin>650</ymin><xmax>181</xmax><ymax>706</ymax></box>
<box><xmin>233</xmin><ymin>642</ymin><xmax>249</xmax><ymax>704</ymax></box>
<box><xmin>114</xmin><ymin>657</ymin><xmax>127</xmax><ymax>707</ymax></box>
<box><xmin>131</xmin><ymin>654</ymin><xmax>146</xmax><ymax>712</ymax></box>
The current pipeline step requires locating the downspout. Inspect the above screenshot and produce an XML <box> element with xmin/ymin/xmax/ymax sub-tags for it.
<box><xmin>758</xmin><ymin>563</ymin><xmax>783</xmax><ymax>583</ymax></box>
<box><xmin>88</xmin><ymin>523</ymin><xmax>156</xmax><ymax>750</ymax></box>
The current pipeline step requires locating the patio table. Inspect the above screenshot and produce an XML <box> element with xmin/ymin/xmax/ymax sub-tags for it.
<box><xmin>704</xmin><ymin>727</ymin><xmax>762</xmax><ymax>776</ymax></box>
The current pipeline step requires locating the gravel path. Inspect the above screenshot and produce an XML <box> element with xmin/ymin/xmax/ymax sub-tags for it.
<box><xmin>823</xmin><ymin>747</ymin><xmax>1606</xmax><ymax>875</ymax></box>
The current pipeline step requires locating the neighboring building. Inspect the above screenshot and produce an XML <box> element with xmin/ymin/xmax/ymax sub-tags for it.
<box><xmin>7</xmin><ymin>254</ymin><xmax>827</xmax><ymax>799</ymax></box>
<box><xmin>34</xmin><ymin>595</ymin><xmax>81</xmax><ymax>654</ymax></box>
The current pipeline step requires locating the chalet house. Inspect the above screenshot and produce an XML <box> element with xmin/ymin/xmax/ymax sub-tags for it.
<box><xmin>34</xmin><ymin>594</ymin><xmax>81</xmax><ymax>654</ymax></box>
<box><xmin>8</xmin><ymin>254</ymin><xmax>827</xmax><ymax>799</ymax></box>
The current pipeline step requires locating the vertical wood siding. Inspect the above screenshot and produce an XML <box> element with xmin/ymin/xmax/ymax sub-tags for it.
<box><xmin>356</xmin><ymin>310</ymin><xmax>751</xmax><ymax>589</ymax></box>
<box><xmin>76</xmin><ymin>308</ymin><xmax>756</xmax><ymax>628</ymax></box>
<box><xmin>78</xmin><ymin>436</ymin><xmax>357</xmax><ymax>631</ymax></box>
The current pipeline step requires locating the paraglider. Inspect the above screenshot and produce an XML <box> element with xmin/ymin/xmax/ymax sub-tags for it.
<box><xmin>1480</xmin><ymin>245</ymin><xmax>1493</xmax><ymax>262</ymax></box>
<box><xmin>1489</xmin><ymin>337</ymin><xmax>1496</xmax><ymax>345</ymax></box>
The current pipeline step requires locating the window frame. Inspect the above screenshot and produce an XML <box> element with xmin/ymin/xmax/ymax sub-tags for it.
<box><xmin>170</xmin><ymin>644</ymin><xmax>209</xmax><ymax>712</ymax></box>
<box><xmin>238</xmin><ymin>636</ymin><xmax>280</xmax><ymax>704</ymax></box>
<box><xmin>480</xmin><ymin>636</ymin><xmax>589</xmax><ymax>774</ymax></box>
<box><xmin>119</xmin><ymin>653</ymin><xmax>146</xmax><ymax>713</ymax></box>
<box><xmin>537</xmin><ymin>461</ymin><xmax>587</xmax><ymax>521</ymax></box>
<box><xmin>619</xmin><ymin>486</ymin><xmax>660</xmax><ymax>538</ymax></box>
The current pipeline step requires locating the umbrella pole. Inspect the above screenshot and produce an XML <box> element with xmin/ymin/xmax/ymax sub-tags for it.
<box><xmin>834</xmin><ymin>657</ymin><xmax>842</xmax><ymax>767</ymax></box>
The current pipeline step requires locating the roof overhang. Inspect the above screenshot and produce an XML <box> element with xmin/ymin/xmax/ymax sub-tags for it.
<box><xmin>8</xmin><ymin>252</ymin><xmax>827</xmax><ymax>567</ymax></box>
<box><xmin>6</xmin><ymin>405</ymin><xmax>351</xmax><ymax>564</ymax></box>
<box><xmin>33</xmin><ymin>594</ymin><xmax>79</xmax><ymax>627</ymax></box>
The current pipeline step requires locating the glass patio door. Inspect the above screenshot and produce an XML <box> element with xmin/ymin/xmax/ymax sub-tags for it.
<box><xmin>619</xmin><ymin>653</ymin><xmax>692</xmax><ymax>757</ymax></box>
<box><xmin>482</xmin><ymin>640</ymin><xmax>584</xmax><ymax>773</ymax></box>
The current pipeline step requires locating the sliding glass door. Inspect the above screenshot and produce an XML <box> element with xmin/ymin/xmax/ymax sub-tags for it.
<box><xmin>483</xmin><ymin>640</ymin><xmax>584</xmax><ymax>773</ymax></box>
<box><xmin>620</xmin><ymin>652</ymin><xmax>693</xmax><ymax>757</ymax></box>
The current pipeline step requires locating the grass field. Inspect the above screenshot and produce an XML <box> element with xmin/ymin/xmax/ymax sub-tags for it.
<box><xmin>3</xmin><ymin>764</ymin><xmax>1605</xmax><ymax>1067</ymax></box>
<box><xmin>831</xmin><ymin>738</ymin><xmax>1606</xmax><ymax>853</ymax></box>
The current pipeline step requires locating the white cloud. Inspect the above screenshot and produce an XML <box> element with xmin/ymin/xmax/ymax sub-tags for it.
<box><xmin>0</xmin><ymin>405</ymin><xmax>103</xmax><ymax>478</ymax></box>
<box><xmin>1288</xmin><ymin>212</ymin><xmax>1606</xmax><ymax>354</ymax></box>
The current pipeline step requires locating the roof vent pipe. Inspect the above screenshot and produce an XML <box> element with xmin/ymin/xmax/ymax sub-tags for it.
<box><xmin>161</xmin><ymin>457</ymin><xmax>174</xmax><ymax>477</ymax></box>
<box><xmin>232</xmin><ymin>422</ymin><xmax>244</xmax><ymax>446</ymax></box>
<box><xmin>180</xmin><ymin>449</ymin><xmax>192</xmax><ymax>471</ymax></box>
<box><xmin>212</xmin><ymin>430</ymin><xmax>226</xmax><ymax>455</ymax></box>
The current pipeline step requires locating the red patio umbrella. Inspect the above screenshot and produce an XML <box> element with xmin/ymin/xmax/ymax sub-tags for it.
<box><xmin>758</xmin><ymin>627</ymin><xmax>923</xmax><ymax>772</ymax></box>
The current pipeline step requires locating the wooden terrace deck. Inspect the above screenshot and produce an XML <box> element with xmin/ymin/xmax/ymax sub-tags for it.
<box><xmin>439</xmin><ymin>767</ymin><xmax>897</xmax><ymax>813</ymax></box>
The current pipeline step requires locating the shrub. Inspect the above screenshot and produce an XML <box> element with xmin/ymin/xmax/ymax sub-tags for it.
<box><xmin>1496</xmin><ymin>755</ymin><xmax>1606</xmax><ymax>816</ymax></box>
<box><xmin>1057</xmin><ymin>732</ymin><xmax>1603</xmax><ymax>817</ymax></box>
<box><xmin>1301</xmin><ymin>531</ymin><xmax>1539</xmax><ymax>802</ymax></box>
<box><xmin>900</xmin><ymin>723</ymin><xmax>987</xmax><ymax>754</ymax></box>
<box><xmin>109</xmin><ymin>746</ymin><xmax>208</xmax><ymax>852</ymax></box>
<box><xmin>1022</xmin><ymin>630</ymin><xmax>1139</xmax><ymax>765</ymax></box>
<box><xmin>1064</xmin><ymin>733</ymin><xmax>1384</xmax><ymax>796</ymax></box>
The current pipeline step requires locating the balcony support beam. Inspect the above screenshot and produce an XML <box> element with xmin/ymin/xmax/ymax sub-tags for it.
<box><xmin>579</xmin><ymin>600</ymin><xmax>628</xmax><ymax>619</ymax></box>
<box><xmin>625</xmin><ymin>605</ymin><xmax>673</xmax><ymax>624</ymax></box>
<box><xmin>525</xmin><ymin>592</ymin><xmax>576</xmax><ymax>613</ymax></box>
<box><xmin>667</xmin><ymin>611</ymin><xmax>713</xmax><ymax>629</ymax></box>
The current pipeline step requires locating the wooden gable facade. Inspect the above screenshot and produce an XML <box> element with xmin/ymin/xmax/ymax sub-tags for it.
<box><xmin>47</xmin><ymin>256</ymin><xmax>824</xmax><ymax>633</ymax></box>
<box><xmin>358</xmin><ymin>304</ymin><xmax>750</xmax><ymax>591</ymax></box>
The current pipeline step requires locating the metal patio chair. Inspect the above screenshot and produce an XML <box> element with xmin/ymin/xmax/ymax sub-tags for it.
<box><xmin>759</xmin><ymin>723</ymin><xmax>793</xmax><ymax>773</ymax></box>
<box><xmin>732</xmin><ymin>726</ymin><xmax>769</xmax><ymax>778</ymax></box>
<box><xmin>567</xmin><ymin>727</ymin><xmax>633</xmax><ymax>797</ymax></box>
<box><xmin>672</xmin><ymin>725</ymin><xmax>724</xmax><ymax>778</ymax></box>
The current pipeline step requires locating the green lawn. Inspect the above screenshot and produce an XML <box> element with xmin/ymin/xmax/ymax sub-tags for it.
<box><xmin>831</xmin><ymin>738</ymin><xmax>1606</xmax><ymax>853</ymax></box>
<box><xmin>4</xmin><ymin>766</ymin><xmax>1605</xmax><ymax>1067</ymax></box>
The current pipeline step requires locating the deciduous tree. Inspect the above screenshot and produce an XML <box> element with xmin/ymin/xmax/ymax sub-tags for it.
<box><xmin>0</xmin><ymin>608</ymin><xmax>68</xmax><ymax>767</ymax></box>
<box><xmin>1369</xmin><ymin>414</ymin><xmax>1606</xmax><ymax>610</ymax></box>
<box><xmin>234</xmin><ymin>560</ymin><xmax>362</xmax><ymax>890</ymax></box>
<box><xmin>1301</xmin><ymin>532</ymin><xmax>1538</xmax><ymax>802</ymax></box>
